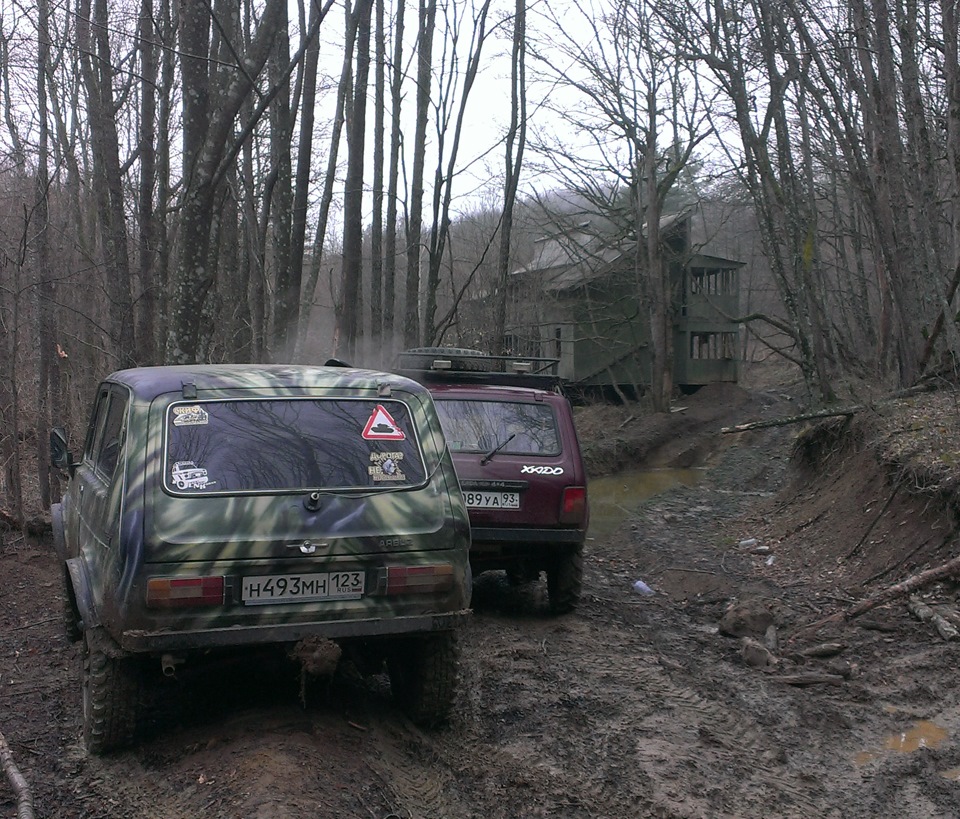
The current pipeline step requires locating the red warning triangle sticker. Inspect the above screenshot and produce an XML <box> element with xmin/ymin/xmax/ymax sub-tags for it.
<box><xmin>362</xmin><ymin>404</ymin><xmax>406</xmax><ymax>440</ymax></box>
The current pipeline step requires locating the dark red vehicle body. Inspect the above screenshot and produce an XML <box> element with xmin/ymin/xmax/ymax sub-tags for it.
<box><xmin>397</xmin><ymin>350</ymin><xmax>589</xmax><ymax>612</ymax></box>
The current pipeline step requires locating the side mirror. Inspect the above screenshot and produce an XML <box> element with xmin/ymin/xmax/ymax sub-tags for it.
<box><xmin>50</xmin><ymin>427</ymin><xmax>76</xmax><ymax>475</ymax></box>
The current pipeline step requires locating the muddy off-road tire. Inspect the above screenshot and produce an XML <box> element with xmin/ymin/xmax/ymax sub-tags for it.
<box><xmin>388</xmin><ymin>631</ymin><xmax>460</xmax><ymax>727</ymax></box>
<box><xmin>82</xmin><ymin>631</ymin><xmax>141</xmax><ymax>755</ymax></box>
<box><xmin>547</xmin><ymin>544</ymin><xmax>584</xmax><ymax>614</ymax></box>
<box><xmin>505</xmin><ymin>564</ymin><xmax>540</xmax><ymax>587</ymax></box>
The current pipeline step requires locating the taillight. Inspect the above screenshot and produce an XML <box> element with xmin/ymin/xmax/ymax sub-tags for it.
<box><xmin>559</xmin><ymin>486</ymin><xmax>587</xmax><ymax>524</ymax></box>
<box><xmin>146</xmin><ymin>576</ymin><xmax>225</xmax><ymax>608</ymax></box>
<box><xmin>377</xmin><ymin>564</ymin><xmax>454</xmax><ymax>595</ymax></box>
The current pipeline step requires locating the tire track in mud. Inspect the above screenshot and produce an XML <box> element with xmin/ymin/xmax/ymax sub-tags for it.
<box><xmin>366</xmin><ymin>720</ymin><xmax>466</xmax><ymax>819</ymax></box>
<box><xmin>585</xmin><ymin>616</ymin><xmax>836</xmax><ymax>819</ymax></box>
<box><xmin>452</xmin><ymin>603</ymin><xmax>835</xmax><ymax>819</ymax></box>
<box><xmin>642</xmin><ymin>670</ymin><xmax>831</xmax><ymax>818</ymax></box>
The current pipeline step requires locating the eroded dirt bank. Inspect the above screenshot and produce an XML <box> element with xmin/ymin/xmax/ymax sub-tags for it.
<box><xmin>4</xmin><ymin>381</ymin><xmax>960</xmax><ymax>818</ymax></box>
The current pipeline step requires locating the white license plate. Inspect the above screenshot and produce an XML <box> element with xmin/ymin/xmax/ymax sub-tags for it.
<box><xmin>464</xmin><ymin>491</ymin><xmax>520</xmax><ymax>509</ymax></box>
<box><xmin>241</xmin><ymin>571</ymin><xmax>364</xmax><ymax>605</ymax></box>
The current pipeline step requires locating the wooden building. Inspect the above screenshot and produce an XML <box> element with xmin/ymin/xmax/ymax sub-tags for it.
<box><xmin>505</xmin><ymin>210</ymin><xmax>743</xmax><ymax>392</ymax></box>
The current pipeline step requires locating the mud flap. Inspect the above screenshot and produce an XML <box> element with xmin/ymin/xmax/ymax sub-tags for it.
<box><xmin>67</xmin><ymin>557</ymin><xmax>101</xmax><ymax>630</ymax></box>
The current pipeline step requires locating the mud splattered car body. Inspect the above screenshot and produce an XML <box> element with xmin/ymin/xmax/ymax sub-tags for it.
<box><xmin>50</xmin><ymin>364</ymin><xmax>471</xmax><ymax>753</ymax></box>
<box><xmin>396</xmin><ymin>350</ymin><xmax>589</xmax><ymax>613</ymax></box>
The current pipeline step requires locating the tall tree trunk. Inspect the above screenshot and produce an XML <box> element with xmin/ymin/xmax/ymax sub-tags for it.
<box><xmin>493</xmin><ymin>0</ymin><xmax>526</xmax><ymax>353</ymax></box>
<box><xmin>285</xmin><ymin>0</ymin><xmax>324</xmax><ymax>361</ymax></box>
<box><xmin>165</xmin><ymin>0</ymin><xmax>285</xmax><ymax>364</ymax></box>
<box><xmin>138</xmin><ymin>0</ymin><xmax>159</xmax><ymax>364</ymax></box>
<box><xmin>383</xmin><ymin>0</ymin><xmax>406</xmax><ymax>351</ymax></box>
<box><xmin>919</xmin><ymin>1</ymin><xmax>960</xmax><ymax>371</ymax></box>
<box><xmin>341</xmin><ymin>0</ymin><xmax>373</xmax><ymax>360</ymax></box>
<box><xmin>77</xmin><ymin>0</ymin><xmax>135</xmax><ymax>367</ymax></box>
<box><xmin>644</xmin><ymin>109</ymin><xmax>671</xmax><ymax>413</ymax></box>
<box><xmin>155</xmin><ymin>0</ymin><xmax>174</xmax><ymax>337</ymax></box>
<box><xmin>369</xmin><ymin>0</ymin><xmax>386</xmax><ymax>361</ymax></box>
<box><xmin>35</xmin><ymin>0</ymin><xmax>58</xmax><ymax>508</ymax></box>
<box><xmin>296</xmin><ymin>0</ymin><xmax>363</xmax><ymax>360</ymax></box>
<box><xmin>404</xmin><ymin>0</ymin><xmax>436</xmax><ymax>346</ymax></box>
<box><xmin>267</xmin><ymin>5</ymin><xmax>294</xmax><ymax>360</ymax></box>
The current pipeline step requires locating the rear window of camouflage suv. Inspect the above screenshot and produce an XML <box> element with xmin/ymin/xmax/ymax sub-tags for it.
<box><xmin>163</xmin><ymin>398</ymin><xmax>426</xmax><ymax>494</ymax></box>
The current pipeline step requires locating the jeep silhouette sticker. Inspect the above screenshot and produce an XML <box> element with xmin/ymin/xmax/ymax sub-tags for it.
<box><xmin>362</xmin><ymin>404</ymin><xmax>406</xmax><ymax>440</ymax></box>
<box><xmin>170</xmin><ymin>460</ymin><xmax>216</xmax><ymax>490</ymax></box>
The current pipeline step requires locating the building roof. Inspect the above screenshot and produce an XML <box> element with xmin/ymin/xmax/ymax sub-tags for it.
<box><xmin>514</xmin><ymin>210</ymin><xmax>743</xmax><ymax>293</ymax></box>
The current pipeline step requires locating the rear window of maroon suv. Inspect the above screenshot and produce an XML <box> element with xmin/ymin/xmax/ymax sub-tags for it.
<box><xmin>431</xmin><ymin>399</ymin><xmax>561</xmax><ymax>456</ymax></box>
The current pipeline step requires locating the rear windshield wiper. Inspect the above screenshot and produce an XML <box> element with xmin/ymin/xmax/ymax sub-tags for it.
<box><xmin>481</xmin><ymin>433</ymin><xmax>516</xmax><ymax>466</ymax></box>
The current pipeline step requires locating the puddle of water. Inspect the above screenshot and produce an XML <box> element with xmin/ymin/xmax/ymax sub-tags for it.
<box><xmin>855</xmin><ymin>720</ymin><xmax>949</xmax><ymax>767</ymax></box>
<box><xmin>588</xmin><ymin>469</ymin><xmax>704</xmax><ymax>540</ymax></box>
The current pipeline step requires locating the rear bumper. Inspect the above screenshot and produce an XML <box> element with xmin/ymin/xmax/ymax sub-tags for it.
<box><xmin>470</xmin><ymin>527</ymin><xmax>585</xmax><ymax>545</ymax></box>
<box><xmin>115</xmin><ymin>609</ymin><xmax>471</xmax><ymax>653</ymax></box>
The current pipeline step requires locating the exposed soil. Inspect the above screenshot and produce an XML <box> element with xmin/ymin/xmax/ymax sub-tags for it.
<box><xmin>5</xmin><ymin>368</ymin><xmax>960</xmax><ymax>818</ymax></box>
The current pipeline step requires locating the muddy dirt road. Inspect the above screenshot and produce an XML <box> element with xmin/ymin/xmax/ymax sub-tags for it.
<box><xmin>5</xmin><ymin>381</ymin><xmax>960</xmax><ymax>818</ymax></box>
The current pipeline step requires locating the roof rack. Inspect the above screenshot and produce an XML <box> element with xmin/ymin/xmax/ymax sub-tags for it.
<box><xmin>395</xmin><ymin>349</ymin><xmax>566</xmax><ymax>391</ymax></box>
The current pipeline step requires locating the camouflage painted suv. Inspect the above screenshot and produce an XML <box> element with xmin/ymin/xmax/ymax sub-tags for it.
<box><xmin>50</xmin><ymin>364</ymin><xmax>471</xmax><ymax>754</ymax></box>
<box><xmin>397</xmin><ymin>349</ymin><xmax>589</xmax><ymax>613</ymax></box>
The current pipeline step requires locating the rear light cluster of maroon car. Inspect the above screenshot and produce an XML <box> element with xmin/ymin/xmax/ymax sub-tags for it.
<box><xmin>559</xmin><ymin>486</ymin><xmax>587</xmax><ymax>524</ymax></box>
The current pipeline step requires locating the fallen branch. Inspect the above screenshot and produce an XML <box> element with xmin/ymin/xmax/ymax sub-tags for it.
<box><xmin>796</xmin><ymin>642</ymin><xmax>847</xmax><ymax>659</ymax></box>
<box><xmin>908</xmin><ymin>596</ymin><xmax>960</xmax><ymax>641</ymax></box>
<box><xmin>934</xmin><ymin>605</ymin><xmax>960</xmax><ymax>632</ymax></box>
<box><xmin>789</xmin><ymin>551</ymin><xmax>960</xmax><ymax>641</ymax></box>
<box><xmin>721</xmin><ymin>406</ymin><xmax>860</xmax><ymax>434</ymax></box>
<box><xmin>0</xmin><ymin>730</ymin><xmax>35</xmax><ymax>819</ymax></box>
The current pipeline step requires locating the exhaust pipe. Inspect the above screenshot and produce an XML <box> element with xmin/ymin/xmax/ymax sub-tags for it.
<box><xmin>161</xmin><ymin>654</ymin><xmax>184</xmax><ymax>677</ymax></box>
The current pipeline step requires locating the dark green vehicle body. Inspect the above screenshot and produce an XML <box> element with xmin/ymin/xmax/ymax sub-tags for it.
<box><xmin>51</xmin><ymin>364</ymin><xmax>471</xmax><ymax>752</ymax></box>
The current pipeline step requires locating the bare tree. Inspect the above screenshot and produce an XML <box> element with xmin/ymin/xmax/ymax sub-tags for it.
<box><xmin>283</xmin><ymin>0</ymin><xmax>325</xmax><ymax>360</ymax></box>
<box><xmin>297</xmin><ymin>0</ymin><xmax>367</xmax><ymax>361</ymax></box>
<box><xmin>34</xmin><ymin>0</ymin><xmax>60</xmax><ymax>509</ymax></box>
<box><xmin>76</xmin><ymin>0</ymin><xmax>135</xmax><ymax>368</ymax></box>
<box><xmin>267</xmin><ymin>3</ymin><xmax>295</xmax><ymax>359</ymax></box>
<box><xmin>492</xmin><ymin>0</ymin><xmax>527</xmax><ymax>352</ymax></box>
<box><xmin>341</xmin><ymin>0</ymin><xmax>375</xmax><ymax>359</ymax></box>
<box><xmin>165</xmin><ymin>0</ymin><xmax>287</xmax><ymax>364</ymax></box>
<box><xmin>421</xmin><ymin>0</ymin><xmax>496</xmax><ymax>345</ymax></box>
<box><xmin>369</xmin><ymin>0</ymin><xmax>387</xmax><ymax>361</ymax></box>
<box><xmin>383</xmin><ymin>0</ymin><xmax>407</xmax><ymax>351</ymax></box>
<box><xmin>403</xmin><ymin>0</ymin><xmax>437</xmax><ymax>346</ymax></box>
<box><xmin>137</xmin><ymin>0</ymin><xmax>159</xmax><ymax>364</ymax></box>
<box><xmin>530</xmin><ymin>0</ymin><xmax>710</xmax><ymax>410</ymax></box>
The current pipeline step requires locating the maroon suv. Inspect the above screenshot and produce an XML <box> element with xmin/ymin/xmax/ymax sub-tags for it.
<box><xmin>397</xmin><ymin>349</ymin><xmax>589</xmax><ymax>613</ymax></box>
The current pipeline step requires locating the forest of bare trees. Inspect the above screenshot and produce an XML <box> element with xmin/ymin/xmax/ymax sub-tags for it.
<box><xmin>1</xmin><ymin>0</ymin><xmax>959</xmax><ymax>521</ymax></box>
